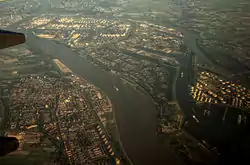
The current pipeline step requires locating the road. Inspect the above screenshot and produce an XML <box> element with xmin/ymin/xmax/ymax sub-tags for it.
<box><xmin>26</xmin><ymin>33</ymin><xmax>182</xmax><ymax>165</ymax></box>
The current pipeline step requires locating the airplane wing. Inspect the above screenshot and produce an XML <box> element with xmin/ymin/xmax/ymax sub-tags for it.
<box><xmin>0</xmin><ymin>29</ymin><xmax>25</xmax><ymax>49</ymax></box>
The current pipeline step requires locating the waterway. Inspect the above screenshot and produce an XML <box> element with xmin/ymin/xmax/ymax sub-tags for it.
<box><xmin>9</xmin><ymin>0</ymin><xmax>250</xmax><ymax>163</ymax></box>
<box><xmin>175</xmin><ymin>43</ymin><xmax>250</xmax><ymax>163</ymax></box>
<box><xmin>2</xmin><ymin>1</ymin><xmax>184</xmax><ymax>164</ymax></box>
<box><xmin>26</xmin><ymin>33</ymin><xmax>182</xmax><ymax>165</ymax></box>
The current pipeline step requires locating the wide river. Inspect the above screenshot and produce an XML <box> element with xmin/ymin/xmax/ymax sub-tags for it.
<box><xmin>26</xmin><ymin>33</ymin><xmax>182</xmax><ymax>165</ymax></box>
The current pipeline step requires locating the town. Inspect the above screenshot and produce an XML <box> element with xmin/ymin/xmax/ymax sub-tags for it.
<box><xmin>0</xmin><ymin>42</ymin><xmax>123</xmax><ymax>164</ymax></box>
<box><xmin>191</xmin><ymin>71</ymin><xmax>250</xmax><ymax>110</ymax></box>
<box><xmin>7</xmin><ymin>70</ymin><xmax>121</xmax><ymax>165</ymax></box>
<box><xmin>16</xmin><ymin>15</ymin><xmax>184</xmax><ymax>106</ymax></box>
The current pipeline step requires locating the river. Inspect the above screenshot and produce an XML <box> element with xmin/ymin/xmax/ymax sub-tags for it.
<box><xmin>26</xmin><ymin>33</ymin><xmax>182</xmax><ymax>165</ymax></box>
<box><xmin>4</xmin><ymin>0</ymin><xmax>184</xmax><ymax>164</ymax></box>
<box><xmin>4</xmin><ymin>0</ymin><xmax>250</xmax><ymax>163</ymax></box>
